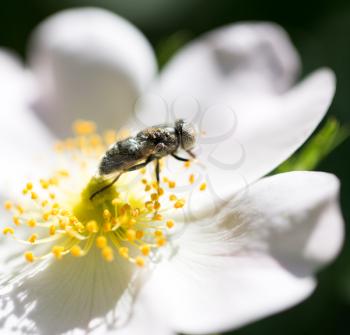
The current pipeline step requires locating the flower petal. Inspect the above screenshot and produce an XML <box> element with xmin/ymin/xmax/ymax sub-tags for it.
<box><xmin>143</xmin><ymin>171</ymin><xmax>343</xmax><ymax>334</ymax></box>
<box><xmin>0</xmin><ymin>50</ymin><xmax>55</xmax><ymax>198</ymax></box>
<box><xmin>157</xmin><ymin>22</ymin><xmax>300</xmax><ymax>105</ymax></box>
<box><xmin>29</xmin><ymin>8</ymin><xmax>157</xmax><ymax>136</ymax></box>
<box><xmin>152</xmin><ymin>69</ymin><xmax>336</xmax><ymax>220</ymax></box>
<box><xmin>0</xmin><ymin>249</ymin><xmax>140</xmax><ymax>334</ymax></box>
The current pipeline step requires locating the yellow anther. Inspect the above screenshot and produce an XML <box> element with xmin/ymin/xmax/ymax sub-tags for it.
<box><xmin>60</xmin><ymin>209</ymin><xmax>68</xmax><ymax>216</ymax></box>
<box><xmin>151</xmin><ymin>193</ymin><xmax>159</xmax><ymax>201</ymax></box>
<box><xmin>28</xmin><ymin>233</ymin><xmax>38</xmax><ymax>244</ymax></box>
<box><xmin>158</xmin><ymin>187</ymin><xmax>164</xmax><ymax>196</ymax></box>
<box><xmin>103</xmin><ymin>209</ymin><xmax>111</xmax><ymax>221</ymax></box>
<box><xmin>49</xmin><ymin>225</ymin><xmax>56</xmax><ymax>235</ymax></box>
<box><xmin>156</xmin><ymin>237</ymin><xmax>166</xmax><ymax>247</ymax></box>
<box><xmin>73</xmin><ymin>120</ymin><xmax>96</xmax><ymax>135</ymax></box>
<box><xmin>141</xmin><ymin>178</ymin><xmax>148</xmax><ymax>185</ymax></box>
<box><xmin>168</xmin><ymin>181</ymin><xmax>176</xmax><ymax>188</ymax></box>
<box><xmin>49</xmin><ymin>193</ymin><xmax>56</xmax><ymax>200</ymax></box>
<box><xmin>145</xmin><ymin>201</ymin><xmax>153</xmax><ymax>210</ymax></box>
<box><xmin>151</xmin><ymin>181</ymin><xmax>158</xmax><ymax>189</ymax></box>
<box><xmin>51</xmin><ymin>208</ymin><xmax>59</xmax><ymax>216</ymax></box>
<box><xmin>169</xmin><ymin>194</ymin><xmax>177</xmax><ymax>201</ymax></box>
<box><xmin>140</xmin><ymin>167</ymin><xmax>146</xmax><ymax>175</ymax></box>
<box><xmin>26</xmin><ymin>182</ymin><xmax>33</xmax><ymax>190</ymax></box>
<box><xmin>86</xmin><ymin>220</ymin><xmax>99</xmax><ymax>233</ymax></box>
<box><xmin>199</xmin><ymin>182</ymin><xmax>207</xmax><ymax>191</ymax></box>
<box><xmin>41</xmin><ymin>200</ymin><xmax>48</xmax><ymax>207</ymax></box>
<box><xmin>140</xmin><ymin>245</ymin><xmax>151</xmax><ymax>256</ymax></box>
<box><xmin>96</xmin><ymin>236</ymin><xmax>107</xmax><ymax>249</ymax></box>
<box><xmin>104</xmin><ymin>129</ymin><xmax>117</xmax><ymax>145</ymax></box>
<box><xmin>58</xmin><ymin>169</ymin><xmax>70</xmax><ymax>177</ymax></box>
<box><xmin>144</xmin><ymin>185</ymin><xmax>151</xmax><ymax>192</ymax></box>
<box><xmin>136</xmin><ymin>230</ymin><xmax>144</xmax><ymax>239</ymax></box>
<box><xmin>154</xmin><ymin>213</ymin><xmax>163</xmax><ymax>221</ymax></box>
<box><xmin>189</xmin><ymin>174</ymin><xmax>195</xmax><ymax>184</ymax></box>
<box><xmin>70</xmin><ymin>245</ymin><xmax>83</xmax><ymax>257</ymax></box>
<box><xmin>52</xmin><ymin>203</ymin><xmax>60</xmax><ymax>209</ymax></box>
<box><xmin>27</xmin><ymin>218</ymin><xmax>37</xmax><ymax>227</ymax></box>
<box><xmin>24</xmin><ymin>252</ymin><xmax>35</xmax><ymax>263</ymax></box>
<box><xmin>42</xmin><ymin>212</ymin><xmax>50</xmax><ymax>222</ymax></box>
<box><xmin>52</xmin><ymin>246</ymin><xmax>64</xmax><ymax>260</ymax></box>
<box><xmin>31</xmin><ymin>192</ymin><xmax>38</xmax><ymax>200</ymax></box>
<box><xmin>22</xmin><ymin>188</ymin><xmax>28</xmax><ymax>195</ymax></box>
<box><xmin>119</xmin><ymin>247</ymin><xmax>129</xmax><ymax>258</ymax></box>
<box><xmin>103</xmin><ymin>222</ymin><xmax>112</xmax><ymax>232</ymax></box>
<box><xmin>126</xmin><ymin>229</ymin><xmax>136</xmax><ymax>241</ymax></box>
<box><xmin>13</xmin><ymin>216</ymin><xmax>20</xmax><ymax>226</ymax></box>
<box><xmin>102</xmin><ymin>246</ymin><xmax>114</xmax><ymax>262</ymax></box>
<box><xmin>184</xmin><ymin>161</ymin><xmax>191</xmax><ymax>168</ymax></box>
<box><xmin>166</xmin><ymin>220</ymin><xmax>175</xmax><ymax>229</ymax></box>
<box><xmin>154</xmin><ymin>230</ymin><xmax>163</xmax><ymax>237</ymax></box>
<box><xmin>3</xmin><ymin>227</ymin><xmax>14</xmax><ymax>235</ymax></box>
<box><xmin>4</xmin><ymin>201</ymin><xmax>13</xmax><ymax>210</ymax></box>
<box><xmin>40</xmin><ymin>179</ymin><xmax>49</xmax><ymax>189</ymax></box>
<box><xmin>59</xmin><ymin>219</ymin><xmax>66</xmax><ymax>229</ymax></box>
<box><xmin>131</xmin><ymin>208</ymin><xmax>140</xmax><ymax>217</ymax></box>
<box><xmin>153</xmin><ymin>201</ymin><xmax>161</xmax><ymax>210</ymax></box>
<box><xmin>174</xmin><ymin>199</ymin><xmax>185</xmax><ymax>209</ymax></box>
<box><xmin>49</xmin><ymin>177</ymin><xmax>59</xmax><ymax>186</ymax></box>
<box><xmin>163</xmin><ymin>176</ymin><xmax>169</xmax><ymax>183</ymax></box>
<box><xmin>135</xmin><ymin>256</ymin><xmax>145</xmax><ymax>267</ymax></box>
<box><xmin>16</xmin><ymin>205</ymin><xmax>24</xmax><ymax>214</ymax></box>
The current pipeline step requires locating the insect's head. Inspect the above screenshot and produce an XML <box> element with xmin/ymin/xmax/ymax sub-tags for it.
<box><xmin>175</xmin><ymin>119</ymin><xmax>196</xmax><ymax>150</ymax></box>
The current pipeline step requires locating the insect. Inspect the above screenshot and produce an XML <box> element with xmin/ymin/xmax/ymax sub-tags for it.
<box><xmin>90</xmin><ymin>119</ymin><xmax>197</xmax><ymax>200</ymax></box>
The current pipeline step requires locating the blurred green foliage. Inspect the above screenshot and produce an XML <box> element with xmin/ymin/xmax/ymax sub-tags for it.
<box><xmin>276</xmin><ymin>118</ymin><xmax>349</xmax><ymax>173</ymax></box>
<box><xmin>0</xmin><ymin>1</ymin><xmax>349</xmax><ymax>335</ymax></box>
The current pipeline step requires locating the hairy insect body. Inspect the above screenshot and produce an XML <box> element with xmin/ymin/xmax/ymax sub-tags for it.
<box><xmin>99</xmin><ymin>126</ymin><xmax>178</xmax><ymax>176</ymax></box>
<box><xmin>91</xmin><ymin>119</ymin><xmax>196</xmax><ymax>200</ymax></box>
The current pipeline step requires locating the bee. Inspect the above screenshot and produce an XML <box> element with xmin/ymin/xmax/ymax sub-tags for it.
<box><xmin>90</xmin><ymin>119</ymin><xmax>197</xmax><ymax>200</ymax></box>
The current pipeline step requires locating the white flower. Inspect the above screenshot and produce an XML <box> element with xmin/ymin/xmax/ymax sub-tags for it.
<box><xmin>0</xmin><ymin>7</ymin><xmax>344</xmax><ymax>335</ymax></box>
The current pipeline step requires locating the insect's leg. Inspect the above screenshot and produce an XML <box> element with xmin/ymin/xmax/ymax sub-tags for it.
<box><xmin>171</xmin><ymin>153</ymin><xmax>190</xmax><ymax>162</ymax></box>
<box><xmin>186</xmin><ymin>150</ymin><xmax>196</xmax><ymax>159</ymax></box>
<box><xmin>124</xmin><ymin>155</ymin><xmax>156</xmax><ymax>172</ymax></box>
<box><xmin>90</xmin><ymin>174</ymin><xmax>121</xmax><ymax>200</ymax></box>
<box><xmin>155</xmin><ymin>159</ymin><xmax>160</xmax><ymax>184</ymax></box>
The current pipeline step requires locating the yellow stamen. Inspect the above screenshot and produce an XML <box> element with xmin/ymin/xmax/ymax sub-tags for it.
<box><xmin>135</xmin><ymin>256</ymin><xmax>145</xmax><ymax>267</ymax></box>
<box><xmin>70</xmin><ymin>245</ymin><xmax>83</xmax><ymax>257</ymax></box>
<box><xmin>24</xmin><ymin>252</ymin><xmax>35</xmax><ymax>263</ymax></box>
<box><xmin>96</xmin><ymin>236</ymin><xmax>107</xmax><ymax>249</ymax></box>
<box><xmin>4</xmin><ymin>201</ymin><xmax>13</xmax><ymax>210</ymax></box>
<box><xmin>52</xmin><ymin>246</ymin><xmax>64</xmax><ymax>260</ymax></box>
<box><xmin>3</xmin><ymin>227</ymin><xmax>14</xmax><ymax>235</ymax></box>
<box><xmin>102</xmin><ymin>246</ymin><xmax>114</xmax><ymax>262</ymax></box>
<box><xmin>199</xmin><ymin>182</ymin><xmax>207</xmax><ymax>191</ymax></box>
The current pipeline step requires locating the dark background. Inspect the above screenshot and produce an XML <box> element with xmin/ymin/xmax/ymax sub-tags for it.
<box><xmin>0</xmin><ymin>1</ymin><xmax>349</xmax><ymax>334</ymax></box>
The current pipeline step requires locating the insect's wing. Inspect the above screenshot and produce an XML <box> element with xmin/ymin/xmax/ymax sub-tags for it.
<box><xmin>99</xmin><ymin>138</ymin><xmax>143</xmax><ymax>175</ymax></box>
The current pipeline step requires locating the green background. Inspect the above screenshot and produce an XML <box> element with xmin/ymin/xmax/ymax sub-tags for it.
<box><xmin>0</xmin><ymin>1</ymin><xmax>349</xmax><ymax>334</ymax></box>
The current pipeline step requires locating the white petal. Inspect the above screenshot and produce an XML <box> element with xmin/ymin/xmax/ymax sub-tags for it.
<box><xmin>0</xmin><ymin>248</ymin><xmax>140</xmax><ymax>334</ymax></box>
<box><xmin>152</xmin><ymin>69</ymin><xmax>335</xmax><ymax>219</ymax></box>
<box><xmin>0</xmin><ymin>50</ymin><xmax>55</xmax><ymax>198</ymax></box>
<box><xmin>143</xmin><ymin>171</ymin><xmax>343</xmax><ymax>334</ymax></box>
<box><xmin>143</xmin><ymin>255</ymin><xmax>315</xmax><ymax>334</ymax></box>
<box><xmin>29</xmin><ymin>8</ymin><xmax>157</xmax><ymax>136</ymax></box>
<box><xmin>157</xmin><ymin>22</ymin><xmax>300</xmax><ymax>105</ymax></box>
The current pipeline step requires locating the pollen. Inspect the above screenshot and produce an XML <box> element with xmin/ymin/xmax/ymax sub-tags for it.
<box><xmin>96</xmin><ymin>236</ymin><xmax>107</xmax><ymax>249</ymax></box>
<box><xmin>4</xmin><ymin>201</ymin><xmax>13</xmax><ymax>210</ymax></box>
<box><xmin>135</xmin><ymin>256</ymin><xmax>145</xmax><ymax>267</ymax></box>
<box><xmin>199</xmin><ymin>182</ymin><xmax>207</xmax><ymax>191</ymax></box>
<box><xmin>2</xmin><ymin>119</ymin><xmax>202</xmax><ymax>269</ymax></box>
<box><xmin>3</xmin><ymin>227</ymin><xmax>14</xmax><ymax>235</ymax></box>
<box><xmin>24</xmin><ymin>252</ymin><xmax>35</xmax><ymax>263</ymax></box>
<box><xmin>70</xmin><ymin>245</ymin><xmax>83</xmax><ymax>257</ymax></box>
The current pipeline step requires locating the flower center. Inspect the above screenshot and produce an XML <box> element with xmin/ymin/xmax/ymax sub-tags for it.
<box><xmin>2</xmin><ymin>120</ymin><xmax>206</xmax><ymax>268</ymax></box>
